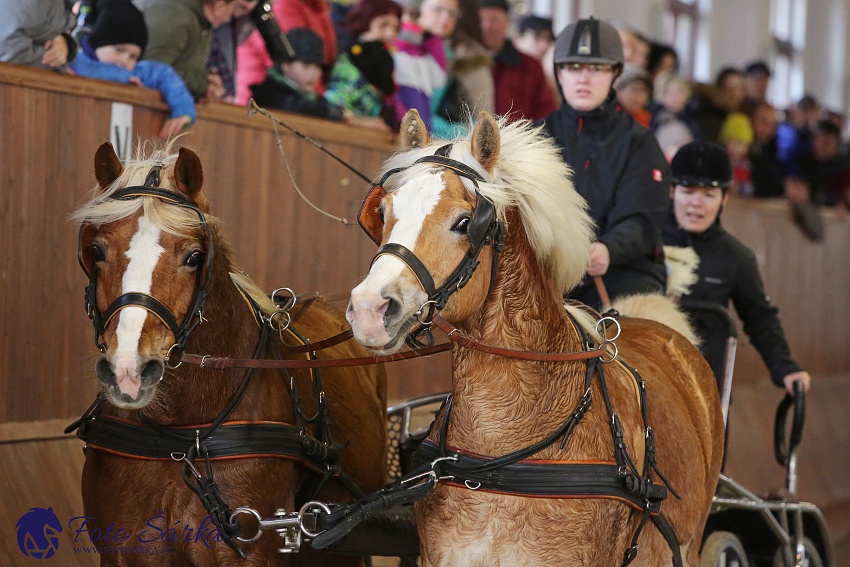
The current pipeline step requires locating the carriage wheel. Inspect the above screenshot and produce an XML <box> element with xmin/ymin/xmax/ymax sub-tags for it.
<box><xmin>700</xmin><ymin>531</ymin><xmax>751</xmax><ymax>567</ymax></box>
<box><xmin>771</xmin><ymin>537</ymin><xmax>824</xmax><ymax>567</ymax></box>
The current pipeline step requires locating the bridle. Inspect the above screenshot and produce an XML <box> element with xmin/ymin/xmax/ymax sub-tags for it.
<box><xmin>77</xmin><ymin>163</ymin><xmax>214</xmax><ymax>355</ymax></box>
<box><xmin>358</xmin><ymin>144</ymin><xmax>505</xmax><ymax>346</ymax></box>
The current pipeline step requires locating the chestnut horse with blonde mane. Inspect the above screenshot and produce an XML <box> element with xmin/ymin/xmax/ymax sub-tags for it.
<box><xmin>347</xmin><ymin>110</ymin><xmax>724</xmax><ymax>566</ymax></box>
<box><xmin>69</xmin><ymin>142</ymin><xmax>387</xmax><ymax>566</ymax></box>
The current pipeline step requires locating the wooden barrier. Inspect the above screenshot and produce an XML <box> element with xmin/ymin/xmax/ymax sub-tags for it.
<box><xmin>1</xmin><ymin>62</ymin><xmax>848</xmax><ymax>563</ymax></box>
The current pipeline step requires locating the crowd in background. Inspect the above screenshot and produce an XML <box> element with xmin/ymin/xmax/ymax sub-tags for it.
<box><xmin>2</xmin><ymin>0</ymin><xmax>848</xmax><ymax>228</ymax></box>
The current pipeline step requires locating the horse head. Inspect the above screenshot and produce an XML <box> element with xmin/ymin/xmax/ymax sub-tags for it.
<box><xmin>74</xmin><ymin>142</ymin><xmax>212</xmax><ymax>409</ymax></box>
<box><xmin>347</xmin><ymin>110</ymin><xmax>507</xmax><ymax>353</ymax></box>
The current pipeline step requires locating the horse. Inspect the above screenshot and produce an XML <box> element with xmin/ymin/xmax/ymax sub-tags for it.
<box><xmin>346</xmin><ymin>110</ymin><xmax>725</xmax><ymax>566</ymax></box>
<box><xmin>69</xmin><ymin>141</ymin><xmax>387</xmax><ymax>566</ymax></box>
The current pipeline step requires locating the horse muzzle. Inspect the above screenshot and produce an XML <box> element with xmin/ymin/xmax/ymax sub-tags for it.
<box><xmin>95</xmin><ymin>355</ymin><xmax>164</xmax><ymax>408</ymax></box>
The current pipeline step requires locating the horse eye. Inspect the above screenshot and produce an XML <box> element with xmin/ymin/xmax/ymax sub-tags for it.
<box><xmin>452</xmin><ymin>216</ymin><xmax>471</xmax><ymax>233</ymax></box>
<box><xmin>90</xmin><ymin>243</ymin><xmax>106</xmax><ymax>263</ymax></box>
<box><xmin>184</xmin><ymin>250</ymin><xmax>204</xmax><ymax>268</ymax></box>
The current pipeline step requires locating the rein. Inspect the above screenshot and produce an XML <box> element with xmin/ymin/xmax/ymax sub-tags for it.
<box><xmin>167</xmin><ymin>314</ymin><xmax>610</xmax><ymax>370</ymax></box>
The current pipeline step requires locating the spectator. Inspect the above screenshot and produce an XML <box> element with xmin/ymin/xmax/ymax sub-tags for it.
<box><xmin>651</xmin><ymin>72</ymin><xmax>699</xmax><ymax>137</ymax></box>
<box><xmin>513</xmin><ymin>15</ymin><xmax>554</xmax><ymax>62</ymax></box>
<box><xmin>70</xmin><ymin>0</ymin><xmax>196</xmax><ymax>138</ymax></box>
<box><xmin>543</xmin><ymin>17</ymin><xmax>670</xmax><ymax>309</ymax></box>
<box><xmin>715</xmin><ymin>66</ymin><xmax>746</xmax><ymax>112</ymax></box>
<box><xmin>614</xmin><ymin>64</ymin><xmax>652</xmax><ymax>128</ymax></box>
<box><xmin>742</xmin><ymin>59</ymin><xmax>770</xmax><ymax>115</ymax></box>
<box><xmin>776</xmin><ymin>94</ymin><xmax>821</xmax><ymax>178</ymax></box>
<box><xmin>133</xmin><ymin>0</ymin><xmax>237</xmax><ymax>101</ymax></box>
<box><xmin>655</xmin><ymin>118</ymin><xmax>693</xmax><ymax>163</ymax></box>
<box><xmin>749</xmin><ymin>101</ymin><xmax>785</xmax><ymax>198</ymax></box>
<box><xmin>431</xmin><ymin>0</ymin><xmax>494</xmax><ymax>137</ymax></box>
<box><xmin>615</xmin><ymin>25</ymin><xmax>649</xmax><ymax>69</ymax></box>
<box><xmin>478</xmin><ymin>0</ymin><xmax>557</xmax><ymax>121</ymax></box>
<box><xmin>689</xmin><ymin>68</ymin><xmax>744</xmax><ymax>143</ymax></box>
<box><xmin>799</xmin><ymin>120</ymin><xmax>850</xmax><ymax>206</ymax></box>
<box><xmin>663</xmin><ymin>140</ymin><xmax>811</xmax><ymax>395</ymax></box>
<box><xmin>0</xmin><ymin>0</ymin><xmax>77</xmax><ymax>70</ymax></box>
<box><xmin>392</xmin><ymin>0</ymin><xmax>458</xmax><ymax>132</ymax></box>
<box><xmin>647</xmin><ymin>42</ymin><xmax>678</xmax><ymax>81</ymax></box>
<box><xmin>325</xmin><ymin>0</ymin><xmax>402</xmax><ymax>130</ymax></box>
<box><xmin>235</xmin><ymin>0</ymin><xmax>337</xmax><ymax>105</ymax></box>
<box><xmin>249</xmin><ymin>27</ymin><xmax>346</xmax><ymax>120</ymax></box>
<box><xmin>208</xmin><ymin>0</ymin><xmax>259</xmax><ymax>101</ymax></box>
<box><xmin>719</xmin><ymin>112</ymin><xmax>754</xmax><ymax>196</ymax></box>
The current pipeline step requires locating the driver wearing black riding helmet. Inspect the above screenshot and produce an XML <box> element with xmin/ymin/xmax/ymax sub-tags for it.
<box><xmin>541</xmin><ymin>17</ymin><xmax>671</xmax><ymax>309</ymax></box>
<box><xmin>662</xmin><ymin>140</ymin><xmax>811</xmax><ymax>395</ymax></box>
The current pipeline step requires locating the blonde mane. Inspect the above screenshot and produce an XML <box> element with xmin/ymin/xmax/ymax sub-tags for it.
<box><xmin>70</xmin><ymin>140</ymin><xmax>275</xmax><ymax>316</ymax></box>
<box><xmin>70</xmin><ymin>139</ymin><xmax>213</xmax><ymax>236</ymax></box>
<box><xmin>378</xmin><ymin>117</ymin><xmax>595</xmax><ymax>293</ymax></box>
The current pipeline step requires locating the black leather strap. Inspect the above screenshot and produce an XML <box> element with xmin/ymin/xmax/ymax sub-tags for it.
<box><xmin>101</xmin><ymin>292</ymin><xmax>181</xmax><ymax>336</ymax></box>
<box><xmin>374</xmin><ymin>243</ymin><xmax>437</xmax><ymax>297</ymax></box>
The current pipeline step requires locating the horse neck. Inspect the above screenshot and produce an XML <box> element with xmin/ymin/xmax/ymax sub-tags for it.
<box><xmin>446</xmin><ymin>209</ymin><xmax>588</xmax><ymax>452</ymax></box>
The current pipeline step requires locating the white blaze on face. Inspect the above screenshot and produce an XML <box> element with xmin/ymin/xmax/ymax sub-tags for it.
<box><xmin>348</xmin><ymin>171</ymin><xmax>447</xmax><ymax>345</ymax></box>
<box><xmin>113</xmin><ymin>215</ymin><xmax>164</xmax><ymax>397</ymax></box>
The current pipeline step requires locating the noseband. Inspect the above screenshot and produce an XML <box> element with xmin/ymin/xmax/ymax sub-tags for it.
<box><xmin>358</xmin><ymin>144</ymin><xmax>505</xmax><ymax>346</ymax></box>
<box><xmin>77</xmin><ymin>163</ymin><xmax>214</xmax><ymax>353</ymax></box>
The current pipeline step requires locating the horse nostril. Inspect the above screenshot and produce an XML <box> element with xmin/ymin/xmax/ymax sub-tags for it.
<box><xmin>384</xmin><ymin>296</ymin><xmax>401</xmax><ymax>326</ymax></box>
<box><xmin>95</xmin><ymin>358</ymin><xmax>116</xmax><ymax>386</ymax></box>
<box><xmin>140</xmin><ymin>359</ymin><xmax>165</xmax><ymax>385</ymax></box>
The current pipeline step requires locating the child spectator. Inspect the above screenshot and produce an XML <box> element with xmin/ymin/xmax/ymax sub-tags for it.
<box><xmin>392</xmin><ymin>0</ymin><xmax>458</xmax><ymax>131</ymax></box>
<box><xmin>651</xmin><ymin>72</ymin><xmax>699</xmax><ymax>137</ymax></box>
<box><xmin>512</xmin><ymin>15</ymin><xmax>553</xmax><ymax>62</ymax></box>
<box><xmin>235</xmin><ymin>0</ymin><xmax>337</xmax><ymax>105</ymax></box>
<box><xmin>799</xmin><ymin>120</ymin><xmax>850</xmax><ymax>206</ymax></box>
<box><xmin>70</xmin><ymin>0</ymin><xmax>196</xmax><ymax>139</ymax></box>
<box><xmin>749</xmin><ymin>101</ymin><xmax>785</xmax><ymax>198</ymax></box>
<box><xmin>133</xmin><ymin>0</ymin><xmax>237</xmax><ymax>101</ymax></box>
<box><xmin>718</xmin><ymin>112</ymin><xmax>754</xmax><ymax>196</ymax></box>
<box><xmin>250</xmin><ymin>27</ymin><xmax>346</xmax><ymax>121</ymax></box>
<box><xmin>614</xmin><ymin>64</ymin><xmax>652</xmax><ymax>127</ymax></box>
<box><xmin>0</xmin><ymin>0</ymin><xmax>77</xmax><ymax>70</ymax></box>
<box><xmin>208</xmin><ymin>0</ymin><xmax>259</xmax><ymax>101</ymax></box>
<box><xmin>325</xmin><ymin>0</ymin><xmax>402</xmax><ymax>131</ymax></box>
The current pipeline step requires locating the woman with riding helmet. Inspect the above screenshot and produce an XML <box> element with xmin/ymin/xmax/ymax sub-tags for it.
<box><xmin>662</xmin><ymin>140</ymin><xmax>811</xmax><ymax>395</ymax></box>
<box><xmin>542</xmin><ymin>17</ymin><xmax>671</xmax><ymax>309</ymax></box>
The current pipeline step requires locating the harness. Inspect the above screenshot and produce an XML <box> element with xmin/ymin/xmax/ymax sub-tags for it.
<box><xmin>358</xmin><ymin>144</ymin><xmax>505</xmax><ymax>347</ymax></box>
<box><xmin>312</xmin><ymin>152</ymin><xmax>683</xmax><ymax>567</ymax></box>
<box><xmin>70</xmin><ymin>167</ymin><xmax>363</xmax><ymax>557</ymax></box>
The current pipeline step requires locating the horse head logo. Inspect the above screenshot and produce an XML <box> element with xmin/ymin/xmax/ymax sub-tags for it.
<box><xmin>16</xmin><ymin>507</ymin><xmax>63</xmax><ymax>559</ymax></box>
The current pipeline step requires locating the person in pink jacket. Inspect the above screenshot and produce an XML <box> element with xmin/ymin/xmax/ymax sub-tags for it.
<box><xmin>235</xmin><ymin>0</ymin><xmax>336</xmax><ymax>104</ymax></box>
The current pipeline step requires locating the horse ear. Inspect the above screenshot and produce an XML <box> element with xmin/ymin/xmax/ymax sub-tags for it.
<box><xmin>94</xmin><ymin>142</ymin><xmax>123</xmax><ymax>192</ymax></box>
<box><xmin>400</xmin><ymin>109</ymin><xmax>430</xmax><ymax>150</ymax></box>
<box><xmin>470</xmin><ymin>111</ymin><xmax>500</xmax><ymax>174</ymax></box>
<box><xmin>173</xmin><ymin>147</ymin><xmax>205</xmax><ymax>205</ymax></box>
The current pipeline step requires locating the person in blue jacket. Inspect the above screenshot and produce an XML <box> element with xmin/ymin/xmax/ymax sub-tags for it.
<box><xmin>70</xmin><ymin>0</ymin><xmax>196</xmax><ymax>138</ymax></box>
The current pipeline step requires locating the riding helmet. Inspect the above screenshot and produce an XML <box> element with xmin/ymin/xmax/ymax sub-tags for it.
<box><xmin>553</xmin><ymin>17</ymin><xmax>623</xmax><ymax>67</ymax></box>
<box><xmin>670</xmin><ymin>141</ymin><xmax>734</xmax><ymax>190</ymax></box>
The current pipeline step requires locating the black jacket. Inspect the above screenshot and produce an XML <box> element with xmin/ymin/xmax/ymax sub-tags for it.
<box><xmin>662</xmin><ymin>216</ymin><xmax>801</xmax><ymax>387</ymax></box>
<box><xmin>543</xmin><ymin>94</ymin><xmax>670</xmax><ymax>307</ymax></box>
<box><xmin>250</xmin><ymin>70</ymin><xmax>345</xmax><ymax>121</ymax></box>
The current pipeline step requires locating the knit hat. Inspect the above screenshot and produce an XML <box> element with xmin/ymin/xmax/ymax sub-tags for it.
<box><xmin>478</xmin><ymin>0</ymin><xmax>510</xmax><ymax>12</ymax></box>
<box><xmin>718</xmin><ymin>112</ymin><xmax>754</xmax><ymax>145</ymax></box>
<box><xmin>349</xmin><ymin>41</ymin><xmax>395</xmax><ymax>95</ymax></box>
<box><xmin>285</xmin><ymin>28</ymin><xmax>325</xmax><ymax>65</ymax></box>
<box><xmin>517</xmin><ymin>15</ymin><xmax>554</xmax><ymax>37</ymax></box>
<box><xmin>87</xmin><ymin>0</ymin><xmax>148</xmax><ymax>54</ymax></box>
